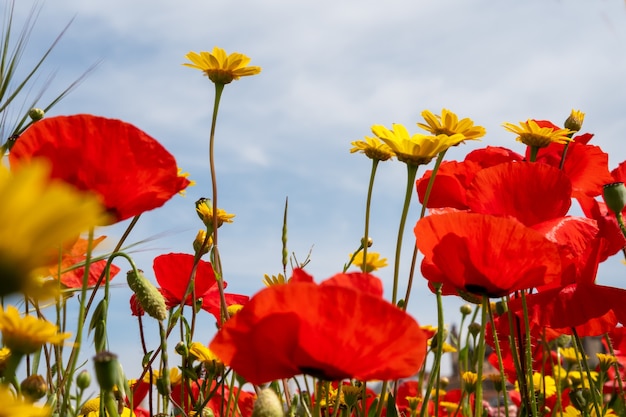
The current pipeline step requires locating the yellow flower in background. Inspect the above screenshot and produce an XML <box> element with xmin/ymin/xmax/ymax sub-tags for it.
<box><xmin>371</xmin><ymin>123</ymin><xmax>465</xmax><ymax>166</ymax></box>
<box><xmin>0</xmin><ymin>161</ymin><xmax>108</xmax><ymax>297</ymax></box>
<box><xmin>79</xmin><ymin>397</ymin><xmax>135</xmax><ymax>417</ymax></box>
<box><xmin>502</xmin><ymin>119</ymin><xmax>573</xmax><ymax>148</ymax></box>
<box><xmin>350</xmin><ymin>136</ymin><xmax>395</xmax><ymax>161</ymax></box>
<box><xmin>195</xmin><ymin>198</ymin><xmax>235</xmax><ymax>229</ymax></box>
<box><xmin>0</xmin><ymin>306</ymin><xmax>71</xmax><ymax>355</ymax></box>
<box><xmin>417</xmin><ymin>109</ymin><xmax>486</xmax><ymax>141</ymax></box>
<box><xmin>515</xmin><ymin>372</ymin><xmax>556</xmax><ymax>398</ymax></box>
<box><xmin>263</xmin><ymin>273</ymin><xmax>288</xmax><ymax>287</ymax></box>
<box><xmin>0</xmin><ymin>385</ymin><xmax>50</xmax><ymax>417</ymax></box>
<box><xmin>562</xmin><ymin>405</ymin><xmax>617</xmax><ymax>417</ymax></box>
<box><xmin>189</xmin><ymin>341</ymin><xmax>221</xmax><ymax>364</ymax></box>
<box><xmin>183</xmin><ymin>47</ymin><xmax>261</xmax><ymax>84</ymax></box>
<box><xmin>350</xmin><ymin>251</ymin><xmax>388</xmax><ymax>272</ymax></box>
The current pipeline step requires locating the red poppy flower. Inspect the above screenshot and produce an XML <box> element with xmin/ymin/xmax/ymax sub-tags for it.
<box><xmin>209</xmin><ymin>271</ymin><xmax>428</xmax><ymax>384</ymax></box>
<box><xmin>153</xmin><ymin>253</ymin><xmax>248</xmax><ymax>322</ymax></box>
<box><xmin>527</xmin><ymin>131</ymin><xmax>613</xmax><ymax>199</ymax></box>
<box><xmin>466</xmin><ymin>162</ymin><xmax>572</xmax><ymax>227</ymax></box>
<box><xmin>48</xmin><ymin>236</ymin><xmax>120</xmax><ymax>288</ymax></box>
<box><xmin>577</xmin><ymin>196</ymin><xmax>626</xmax><ymax>262</ymax></box>
<box><xmin>511</xmin><ymin>283</ymin><xmax>626</xmax><ymax>337</ymax></box>
<box><xmin>9</xmin><ymin>114</ymin><xmax>190</xmax><ymax>222</ymax></box>
<box><xmin>415</xmin><ymin>212</ymin><xmax>562</xmax><ymax>298</ymax></box>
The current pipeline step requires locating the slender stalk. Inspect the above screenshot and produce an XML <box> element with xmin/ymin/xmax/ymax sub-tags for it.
<box><xmin>361</xmin><ymin>158</ymin><xmax>380</xmax><ymax>270</ymax></box>
<box><xmin>419</xmin><ymin>284</ymin><xmax>445</xmax><ymax>417</ymax></box>
<box><xmin>207</xmin><ymin>82</ymin><xmax>230</xmax><ymax>324</ymax></box>
<box><xmin>391</xmin><ymin>163</ymin><xmax>419</xmax><ymax>304</ymax></box>
<box><xmin>486</xmin><ymin>300</ymin><xmax>510</xmax><ymax>415</ymax></box>
<box><xmin>403</xmin><ymin>150</ymin><xmax>446</xmax><ymax>310</ymax></box>
<box><xmin>473</xmin><ymin>297</ymin><xmax>488</xmax><ymax>417</ymax></box>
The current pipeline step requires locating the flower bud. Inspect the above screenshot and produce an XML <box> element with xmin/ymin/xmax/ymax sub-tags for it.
<box><xmin>460</xmin><ymin>304</ymin><xmax>472</xmax><ymax>316</ymax></box>
<box><xmin>93</xmin><ymin>351</ymin><xmax>122</xmax><ymax>391</ymax></box>
<box><xmin>569</xmin><ymin>388</ymin><xmax>591</xmax><ymax>412</ymax></box>
<box><xmin>28</xmin><ymin>108</ymin><xmax>45</xmax><ymax>121</ymax></box>
<box><xmin>193</xmin><ymin>229</ymin><xmax>212</xmax><ymax>256</ymax></box>
<box><xmin>603</xmin><ymin>182</ymin><xmax>626</xmax><ymax>215</ymax></box>
<box><xmin>564</xmin><ymin>109</ymin><xmax>584</xmax><ymax>132</ymax></box>
<box><xmin>76</xmin><ymin>370</ymin><xmax>92</xmax><ymax>390</ymax></box>
<box><xmin>252</xmin><ymin>388</ymin><xmax>284</xmax><ymax>417</ymax></box>
<box><xmin>361</xmin><ymin>237</ymin><xmax>373</xmax><ymax>248</ymax></box>
<box><xmin>21</xmin><ymin>374</ymin><xmax>47</xmax><ymax>400</ymax></box>
<box><xmin>468</xmin><ymin>322</ymin><xmax>481</xmax><ymax>337</ymax></box>
<box><xmin>126</xmin><ymin>269</ymin><xmax>167</xmax><ymax>321</ymax></box>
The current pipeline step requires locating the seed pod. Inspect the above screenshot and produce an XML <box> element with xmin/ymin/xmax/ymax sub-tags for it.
<box><xmin>126</xmin><ymin>269</ymin><xmax>167</xmax><ymax>321</ymax></box>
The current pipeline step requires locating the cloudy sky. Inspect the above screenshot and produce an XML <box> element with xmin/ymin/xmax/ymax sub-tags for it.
<box><xmin>8</xmin><ymin>0</ymin><xmax>626</xmax><ymax>377</ymax></box>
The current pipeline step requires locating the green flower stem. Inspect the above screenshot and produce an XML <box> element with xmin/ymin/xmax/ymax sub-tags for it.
<box><xmin>391</xmin><ymin>163</ymin><xmax>419</xmax><ymax>305</ymax></box>
<box><xmin>520</xmin><ymin>291</ymin><xmax>538</xmax><ymax>417</ymax></box>
<box><xmin>571</xmin><ymin>328</ymin><xmax>602</xmax><ymax>417</ymax></box>
<box><xmin>208</xmin><ymin>82</ymin><xmax>230</xmax><ymax>325</ymax></box>
<box><xmin>361</xmin><ymin>158</ymin><xmax>380</xmax><ymax>271</ymax></box>
<box><xmin>603</xmin><ymin>334</ymin><xmax>626</xmax><ymax>403</ymax></box>
<box><xmin>473</xmin><ymin>297</ymin><xmax>488</xmax><ymax>417</ymax></box>
<box><xmin>528</xmin><ymin>146</ymin><xmax>539</xmax><ymax>163</ymax></box>
<box><xmin>60</xmin><ymin>228</ymin><xmax>95</xmax><ymax>417</ymax></box>
<box><xmin>558</xmin><ymin>142</ymin><xmax>571</xmax><ymax>170</ymax></box>
<box><xmin>419</xmin><ymin>284</ymin><xmax>445</xmax><ymax>417</ymax></box>
<box><xmin>503</xmin><ymin>295</ymin><xmax>525</xmax><ymax>413</ymax></box>
<box><xmin>403</xmin><ymin>150</ymin><xmax>446</xmax><ymax>310</ymax></box>
<box><xmin>486</xmin><ymin>300</ymin><xmax>510</xmax><ymax>415</ymax></box>
<box><xmin>3</xmin><ymin>350</ymin><xmax>24</xmax><ymax>392</ymax></box>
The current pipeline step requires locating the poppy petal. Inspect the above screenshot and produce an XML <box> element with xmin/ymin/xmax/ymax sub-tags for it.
<box><xmin>10</xmin><ymin>114</ymin><xmax>190</xmax><ymax>222</ymax></box>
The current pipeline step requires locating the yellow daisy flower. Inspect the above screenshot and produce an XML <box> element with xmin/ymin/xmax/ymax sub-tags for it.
<box><xmin>502</xmin><ymin>119</ymin><xmax>573</xmax><ymax>148</ymax></box>
<box><xmin>417</xmin><ymin>109</ymin><xmax>486</xmax><ymax>141</ymax></box>
<box><xmin>350</xmin><ymin>136</ymin><xmax>395</xmax><ymax>161</ymax></box>
<box><xmin>349</xmin><ymin>251</ymin><xmax>388</xmax><ymax>272</ymax></box>
<box><xmin>562</xmin><ymin>405</ymin><xmax>617</xmax><ymax>417</ymax></box>
<box><xmin>263</xmin><ymin>273</ymin><xmax>288</xmax><ymax>287</ymax></box>
<box><xmin>461</xmin><ymin>371</ymin><xmax>481</xmax><ymax>394</ymax></box>
<box><xmin>559</xmin><ymin>346</ymin><xmax>588</xmax><ymax>364</ymax></box>
<box><xmin>0</xmin><ymin>385</ymin><xmax>50</xmax><ymax>417</ymax></box>
<box><xmin>0</xmin><ymin>161</ymin><xmax>108</xmax><ymax>297</ymax></box>
<box><xmin>371</xmin><ymin>123</ymin><xmax>465</xmax><ymax>166</ymax></box>
<box><xmin>183</xmin><ymin>47</ymin><xmax>261</xmax><ymax>84</ymax></box>
<box><xmin>195</xmin><ymin>198</ymin><xmax>235</xmax><ymax>229</ymax></box>
<box><xmin>79</xmin><ymin>397</ymin><xmax>135</xmax><ymax>417</ymax></box>
<box><xmin>0</xmin><ymin>305</ymin><xmax>71</xmax><ymax>355</ymax></box>
<box><xmin>514</xmin><ymin>372</ymin><xmax>556</xmax><ymax>398</ymax></box>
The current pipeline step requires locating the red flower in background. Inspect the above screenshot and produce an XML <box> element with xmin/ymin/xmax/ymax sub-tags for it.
<box><xmin>153</xmin><ymin>253</ymin><xmax>248</xmax><ymax>323</ymax></box>
<box><xmin>10</xmin><ymin>114</ymin><xmax>190</xmax><ymax>222</ymax></box>
<box><xmin>209</xmin><ymin>270</ymin><xmax>428</xmax><ymax>384</ymax></box>
<box><xmin>49</xmin><ymin>236</ymin><xmax>120</xmax><ymax>288</ymax></box>
<box><xmin>415</xmin><ymin>212</ymin><xmax>562</xmax><ymax>298</ymax></box>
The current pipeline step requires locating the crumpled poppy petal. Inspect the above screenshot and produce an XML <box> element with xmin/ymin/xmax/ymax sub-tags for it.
<box><xmin>153</xmin><ymin>253</ymin><xmax>216</xmax><ymax>306</ymax></box>
<box><xmin>415</xmin><ymin>212</ymin><xmax>562</xmax><ymax>297</ymax></box>
<box><xmin>210</xmin><ymin>280</ymin><xmax>427</xmax><ymax>384</ymax></box>
<box><xmin>467</xmin><ymin>162</ymin><xmax>571</xmax><ymax>227</ymax></box>
<box><xmin>10</xmin><ymin>114</ymin><xmax>190</xmax><ymax>222</ymax></box>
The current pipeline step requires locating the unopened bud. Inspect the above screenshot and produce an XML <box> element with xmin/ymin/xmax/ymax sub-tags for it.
<box><xmin>93</xmin><ymin>351</ymin><xmax>122</xmax><ymax>391</ymax></box>
<box><xmin>126</xmin><ymin>269</ymin><xmax>167</xmax><ymax>321</ymax></box>
<box><xmin>460</xmin><ymin>304</ymin><xmax>472</xmax><ymax>316</ymax></box>
<box><xmin>603</xmin><ymin>182</ymin><xmax>626</xmax><ymax>215</ymax></box>
<box><xmin>28</xmin><ymin>108</ymin><xmax>45</xmax><ymax>121</ymax></box>
<box><xmin>76</xmin><ymin>370</ymin><xmax>92</xmax><ymax>390</ymax></box>
<box><xmin>564</xmin><ymin>109</ymin><xmax>585</xmax><ymax>132</ymax></box>
<box><xmin>361</xmin><ymin>237</ymin><xmax>373</xmax><ymax>248</ymax></box>
<box><xmin>21</xmin><ymin>374</ymin><xmax>47</xmax><ymax>400</ymax></box>
<box><xmin>252</xmin><ymin>388</ymin><xmax>284</xmax><ymax>417</ymax></box>
<box><xmin>468</xmin><ymin>322</ymin><xmax>481</xmax><ymax>337</ymax></box>
<box><xmin>193</xmin><ymin>229</ymin><xmax>212</xmax><ymax>256</ymax></box>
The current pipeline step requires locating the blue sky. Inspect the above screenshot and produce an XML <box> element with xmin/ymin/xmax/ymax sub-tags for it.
<box><xmin>8</xmin><ymin>1</ymin><xmax>626</xmax><ymax>378</ymax></box>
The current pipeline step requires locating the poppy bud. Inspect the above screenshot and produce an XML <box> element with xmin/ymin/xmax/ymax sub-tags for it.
<box><xmin>252</xmin><ymin>388</ymin><xmax>284</xmax><ymax>417</ymax></box>
<box><xmin>28</xmin><ymin>108</ymin><xmax>45</xmax><ymax>121</ymax></box>
<box><xmin>126</xmin><ymin>269</ymin><xmax>167</xmax><ymax>321</ymax></box>
<box><xmin>603</xmin><ymin>182</ymin><xmax>626</xmax><ymax>215</ymax></box>
<box><xmin>21</xmin><ymin>374</ymin><xmax>47</xmax><ymax>400</ymax></box>
<box><xmin>93</xmin><ymin>351</ymin><xmax>122</xmax><ymax>391</ymax></box>
<box><xmin>468</xmin><ymin>322</ymin><xmax>481</xmax><ymax>337</ymax></box>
